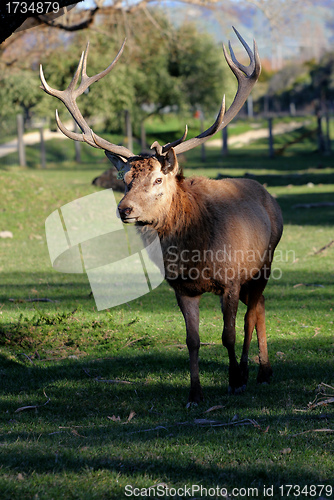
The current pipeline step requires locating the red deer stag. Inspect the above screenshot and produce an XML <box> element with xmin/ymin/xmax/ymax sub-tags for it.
<box><xmin>40</xmin><ymin>29</ymin><xmax>283</xmax><ymax>404</ymax></box>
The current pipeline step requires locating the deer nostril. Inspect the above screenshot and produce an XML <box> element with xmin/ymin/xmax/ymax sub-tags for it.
<box><xmin>119</xmin><ymin>206</ymin><xmax>132</xmax><ymax>217</ymax></box>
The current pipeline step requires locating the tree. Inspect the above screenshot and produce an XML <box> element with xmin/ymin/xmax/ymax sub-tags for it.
<box><xmin>0</xmin><ymin>0</ymin><xmax>318</xmax><ymax>50</ymax></box>
<box><xmin>0</xmin><ymin>70</ymin><xmax>42</xmax><ymax>120</ymax></box>
<box><xmin>311</xmin><ymin>52</ymin><xmax>334</xmax><ymax>104</ymax></box>
<box><xmin>1</xmin><ymin>7</ymin><xmax>233</xmax><ymax>141</ymax></box>
<box><xmin>168</xmin><ymin>23</ymin><xmax>236</xmax><ymax>112</ymax></box>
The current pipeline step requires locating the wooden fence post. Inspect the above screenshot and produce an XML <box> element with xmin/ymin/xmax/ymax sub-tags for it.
<box><xmin>199</xmin><ymin>111</ymin><xmax>206</xmax><ymax>162</ymax></box>
<box><xmin>325</xmin><ymin>112</ymin><xmax>331</xmax><ymax>153</ymax></box>
<box><xmin>17</xmin><ymin>114</ymin><xmax>26</xmax><ymax>167</ymax></box>
<box><xmin>125</xmin><ymin>110</ymin><xmax>133</xmax><ymax>153</ymax></box>
<box><xmin>247</xmin><ymin>95</ymin><xmax>253</xmax><ymax>119</ymax></box>
<box><xmin>268</xmin><ymin>117</ymin><xmax>274</xmax><ymax>158</ymax></box>
<box><xmin>316</xmin><ymin>112</ymin><xmax>325</xmax><ymax>154</ymax></box>
<box><xmin>222</xmin><ymin>126</ymin><xmax>228</xmax><ymax>156</ymax></box>
<box><xmin>74</xmin><ymin>121</ymin><xmax>81</xmax><ymax>163</ymax></box>
<box><xmin>39</xmin><ymin>127</ymin><xmax>46</xmax><ymax>168</ymax></box>
<box><xmin>140</xmin><ymin>121</ymin><xmax>147</xmax><ymax>152</ymax></box>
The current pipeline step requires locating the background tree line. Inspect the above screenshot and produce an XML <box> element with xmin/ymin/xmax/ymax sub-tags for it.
<box><xmin>0</xmin><ymin>9</ymin><xmax>237</xmax><ymax>140</ymax></box>
<box><xmin>265</xmin><ymin>53</ymin><xmax>334</xmax><ymax>114</ymax></box>
<box><xmin>0</xmin><ymin>1</ymin><xmax>333</xmax><ymax>143</ymax></box>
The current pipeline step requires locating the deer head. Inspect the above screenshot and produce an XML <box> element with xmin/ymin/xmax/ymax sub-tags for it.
<box><xmin>40</xmin><ymin>28</ymin><xmax>261</xmax><ymax>224</ymax></box>
<box><xmin>116</xmin><ymin>148</ymin><xmax>182</xmax><ymax>226</ymax></box>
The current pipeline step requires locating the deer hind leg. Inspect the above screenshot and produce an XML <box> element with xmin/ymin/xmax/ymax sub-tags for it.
<box><xmin>176</xmin><ymin>294</ymin><xmax>203</xmax><ymax>404</ymax></box>
<box><xmin>255</xmin><ymin>294</ymin><xmax>273</xmax><ymax>384</ymax></box>
<box><xmin>240</xmin><ymin>274</ymin><xmax>272</xmax><ymax>386</ymax></box>
<box><xmin>220</xmin><ymin>286</ymin><xmax>242</xmax><ymax>394</ymax></box>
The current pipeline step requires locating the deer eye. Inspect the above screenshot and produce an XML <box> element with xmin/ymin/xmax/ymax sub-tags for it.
<box><xmin>154</xmin><ymin>178</ymin><xmax>163</xmax><ymax>185</ymax></box>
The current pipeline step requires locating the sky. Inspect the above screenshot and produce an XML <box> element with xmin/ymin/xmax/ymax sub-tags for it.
<box><xmin>75</xmin><ymin>0</ymin><xmax>334</xmax><ymax>68</ymax></box>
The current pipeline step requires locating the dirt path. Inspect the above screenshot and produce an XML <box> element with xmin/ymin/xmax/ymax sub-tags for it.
<box><xmin>0</xmin><ymin>119</ymin><xmax>309</xmax><ymax>159</ymax></box>
<box><xmin>0</xmin><ymin>128</ymin><xmax>67</xmax><ymax>158</ymax></box>
<box><xmin>207</xmin><ymin>120</ymin><xmax>309</xmax><ymax>148</ymax></box>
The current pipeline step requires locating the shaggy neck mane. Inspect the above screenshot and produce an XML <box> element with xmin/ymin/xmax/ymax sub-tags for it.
<box><xmin>155</xmin><ymin>177</ymin><xmax>211</xmax><ymax>247</ymax></box>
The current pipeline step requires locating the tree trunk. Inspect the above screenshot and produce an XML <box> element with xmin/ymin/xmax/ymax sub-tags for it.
<box><xmin>17</xmin><ymin>114</ymin><xmax>26</xmax><ymax>167</ymax></box>
<box><xmin>247</xmin><ymin>95</ymin><xmax>253</xmax><ymax>119</ymax></box>
<box><xmin>74</xmin><ymin>121</ymin><xmax>81</xmax><ymax>163</ymax></box>
<box><xmin>39</xmin><ymin>127</ymin><xmax>46</xmax><ymax>168</ymax></box>
<box><xmin>140</xmin><ymin>120</ymin><xmax>147</xmax><ymax>152</ymax></box>
<box><xmin>125</xmin><ymin>110</ymin><xmax>133</xmax><ymax>153</ymax></box>
<box><xmin>222</xmin><ymin>127</ymin><xmax>228</xmax><ymax>156</ymax></box>
<box><xmin>268</xmin><ymin>117</ymin><xmax>274</xmax><ymax>158</ymax></box>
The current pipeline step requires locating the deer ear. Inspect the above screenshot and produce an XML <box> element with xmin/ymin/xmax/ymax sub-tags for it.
<box><xmin>105</xmin><ymin>151</ymin><xmax>128</xmax><ymax>172</ymax></box>
<box><xmin>161</xmin><ymin>148</ymin><xmax>179</xmax><ymax>175</ymax></box>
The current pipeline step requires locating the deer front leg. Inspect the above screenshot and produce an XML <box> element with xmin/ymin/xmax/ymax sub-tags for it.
<box><xmin>220</xmin><ymin>287</ymin><xmax>241</xmax><ymax>394</ymax></box>
<box><xmin>176</xmin><ymin>294</ymin><xmax>203</xmax><ymax>404</ymax></box>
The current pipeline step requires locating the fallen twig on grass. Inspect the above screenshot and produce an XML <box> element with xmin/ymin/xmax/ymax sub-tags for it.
<box><xmin>127</xmin><ymin>418</ymin><xmax>266</xmax><ymax>434</ymax></box>
<box><xmin>314</xmin><ymin>240</ymin><xmax>334</xmax><ymax>255</ymax></box>
<box><xmin>293</xmin><ymin>283</ymin><xmax>324</xmax><ymax>288</ymax></box>
<box><xmin>14</xmin><ymin>394</ymin><xmax>51</xmax><ymax>413</ymax></box>
<box><xmin>18</xmin><ymin>353</ymin><xmax>34</xmax><ymax>363</ymax></box>
<box><xmin>204</xmin><ymin>405</ymin><xmax>226</xmax><ymax>413</ymax></box>
<box><xmin>295</xmin><ymin>382</ymin><xmax>334</xmax><ymax>412</ymax></box>
<box><xmin>292</xmin><ymin>428</ymin><xmax>334</xmax><ymax>437</ymax></box>
<box><xmin>292</xmin><ymin>202</ymin><xmax>334</xmax><ymax>209</ymax></box>
<box><xmin>95</xmin><ymin>378</ymin><xmax>132</xmax><ymax>384</ymax></box>
<box><xmin>192</xmin><ymin>418</ymin><xmax>260</xmax><ymax>428</ymax></box>
<box><xmin>308</xmin><ymin>397</ymin><xmax>334</xmax><ymax>409</ymax></box>
<box><xmin>123</xmin><ymin>337</ymin><xmax>145</xmax><ymax>348</ymax></box>
<box><xmin>9</xmin><ymin>298</ymin><xmax>57</xmax><ymax>303</ymax></box>
<box><xmin>83</xmin><ymin>367</ymin><xmax>132</xmax><ymax>384</ymax></box>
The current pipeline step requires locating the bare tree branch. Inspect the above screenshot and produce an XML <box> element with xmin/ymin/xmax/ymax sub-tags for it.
<box><xmin>0</xmin><ymin>1</ymin><xmax>86</xmax><ymax>44</ymax></box>
<box><xmin>36</xmin><ymin>7</ymin><xmax>99</xmax><ymax>32</ymax></box>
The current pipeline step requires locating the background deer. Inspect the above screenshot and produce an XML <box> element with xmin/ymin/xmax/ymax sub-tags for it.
<box><xmin>40</xmin><ymin>28</ymin><xmax>283</xmax><ymax>404</ymax></box>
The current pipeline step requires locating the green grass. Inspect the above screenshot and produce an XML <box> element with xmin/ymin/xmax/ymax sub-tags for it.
<box><xmin>0</xmin><ymin>121</ymin><xmax>334</xmax><ymax>499</ymax></box>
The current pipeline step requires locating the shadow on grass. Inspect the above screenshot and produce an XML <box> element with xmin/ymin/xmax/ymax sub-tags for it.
<box><xmin>0</xmin><ymin>345</ymin><xmax>333</xmax><ymax>491</ymax></box>
<box><xmin>276</xmin><ymin>191</ymin><xmax>334</xmax><ymax>225</ymax></box>
<box><xmin>183</xmin><ymin>146</ymin><xmax>334</xmax><ymax>184</ymax></box>
<box><xmin>0</xmin><ymin>267</ymin><xmax>333</xmax><ymax>314</ymax></box>
<box><xmin>0</xmin><ymin>442</ymin><xmax>332</xmax><ymax>491</ymax></box>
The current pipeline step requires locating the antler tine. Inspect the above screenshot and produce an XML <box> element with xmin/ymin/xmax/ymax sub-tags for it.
<box><xmin>169</xmin><ymin>98</ymin><xmax>225</xmax><ymax>156</ymax></box>
<box><xmin>55</xmin><ymin>109</ymin><xmax>85</xmax><ymax>143</ymax></box>
<box><xmin>40</xmin><ymin>55</ymin><xmax>94</xmax><ymax>140</ymax></box>
<box><xmin>40</xmin><ymin>64</ymin><xmax>61</xmax><ymax>99</ymax></box>
<box><xmin>229</xmin><ymin>27</ymin><xmax>256</xmax><ymax>75</ymax></box>
<box><xmin>197</xmin><ymin>99</ymin><xmax>225</xmax><ymax>139</ymax></box>
<box><xmin>171</xmin><ymin>29</ymin><xmax>260</xmax><ymax>156</ymax></box>
<box><xmin>92</xmin><ymin>131</ymin><xmax>134</xmax><ymax>158</ymax></box>
<box><xmin>77</xmin><ymin>39</ymin><xmax>126</xmax><ymax>96</ymax></box>
<box><xmin>69</xmin><ymin>50</ymin><xmax>85</xmax><ymax>93</ymax></box>
<box><xmin>150</xmin><ymin>125</ymin><xmax>188</xmax><ymax>156</ymax></box>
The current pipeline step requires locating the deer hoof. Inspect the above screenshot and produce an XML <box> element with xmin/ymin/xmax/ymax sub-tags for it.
<box><xmin>187</xmin><ymin>386</ymin><xmax>204</xmax><ymax>405</ymax></box>
<box><xmin>228</xmin><ymin>384</ymin><xmax>246</xmax><ymax>395</ymax></box>
<box><xmin>257</xmin><ymin>363</ymin><xmax>273</xmax><ymax>384</ymax></box>
<box><xmin>186</xmin><ymin>401</ymin><xmax>198</xmax><ymax>409</ymax></box>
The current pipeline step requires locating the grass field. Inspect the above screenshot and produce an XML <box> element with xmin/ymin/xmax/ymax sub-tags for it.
<box><xmin>0</xmin><ymin>119</ymin><xmax>333</xmax><ymax>500</ymax></box>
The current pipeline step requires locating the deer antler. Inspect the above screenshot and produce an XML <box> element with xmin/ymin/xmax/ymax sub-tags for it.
<box><xmin>159</xmin><ymin>27</ymin><xmax>261</xmax><ymax>156</ymax></box>
<box><xmin>40</xmin><ymin>40</ymin><xmax>135</xmax><ymax>160</ymax></box>
<box><xmin>41</xmin><ymin>28</ymin><xmax>260</xmax><ymax>164</ymax></box>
